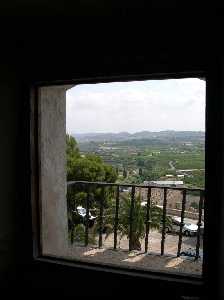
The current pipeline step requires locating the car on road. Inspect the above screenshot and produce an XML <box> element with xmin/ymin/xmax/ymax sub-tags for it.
<box><xmin>166</xmin><ymin>216</ymin><xmax>198</xmax><ymax>236</ymax></box>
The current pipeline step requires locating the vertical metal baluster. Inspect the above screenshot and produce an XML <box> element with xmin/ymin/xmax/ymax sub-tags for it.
<box><xmin>84</xmin><ymin>185</ymin><xmax>90</xmax><ymax>246</ymax></box>
<box><xmin>114</xmin><ymin>185</ymin><xmax>120</xmax><ymax>250</ymax></box>
<box><xmin>98</xmin><ymin>186</ymin><xmax>104</xmax><ymax>248</ymax></box>
<box><xmin>161</xmin><ymin>187</ymin><xmax>168</xmax><ymax>256</ymax></box>
<box><xmin>145</xmin><ymin>187</ymin><xmax>151</xmax><ymax>253</ymax></box>
<box><xmin>195</xmin><ymin>190</ymin><xmax>204</xmax><ymax>260</ymax></box>
<box><xmin>177</xmin><ymin>189</ymin><xmax>187</xmax><ymax>256</ymax></box>
<box><xmin>129</xmin><ymin>186</ymin><xmax>135</xmax><ymax>251</ymax></box>
<box><xmin>67</xmin><ymin>184</ymin><xmax>71</xmax><ymax>240</ymax></box>
<box><xmin>69</xmin><ymin>184</ymin><xmax>76</xmax><ymax>244</ymax></box>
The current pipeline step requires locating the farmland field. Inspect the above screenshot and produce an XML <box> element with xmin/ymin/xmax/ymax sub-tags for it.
<box><xmin>74</xmin><ymin>131</ymin><xmax>205</xmax><ymax>189</ymax></box>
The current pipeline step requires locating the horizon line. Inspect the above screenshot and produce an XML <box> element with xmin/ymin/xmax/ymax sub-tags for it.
<box><xmin>69</xmin><ymin>130</ymin><xmax>205</xmax><ymax>135</ymax></box>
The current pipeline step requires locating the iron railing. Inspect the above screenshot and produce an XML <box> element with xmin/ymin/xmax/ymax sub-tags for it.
<box><xmin>67</xmin><ymin>181</ymin><xmax>204</xmax><ymax>260</ymax></box>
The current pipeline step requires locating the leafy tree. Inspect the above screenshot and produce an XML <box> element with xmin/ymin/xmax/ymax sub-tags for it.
<box><xmin>69</xmin><ymin>156</ymin><xmax>106</xmax><ymax>182</ymax></box>
<box><xmin>184</xmin><ymin>170</ymin><xmax>205</xmax><ymax>189</ymax></box>
<box><xmin>66</xmin><ymin>134</ymin><xmax>80</xmax><ymax>180</ymax></box>
<box><xmin>123</xmin><ymin>168</ymin><xmax>127</xmax><ymax>178</ymax></box>
<box><xmin>144</xmin><ymin>159</ymin><xmax>156</xmax><ymax>172</ymax></box>
<box><xmin>137</xmin><ymin>157</ymin><xmax>145</xmax><ymax>167</ymax></box>
<box><xmin>103</xmin><ymin>193</ymin><xmax>171</xmax><ymax>251</ymax></box>
<box><xmin>68</xmin><ymin>148</ymin><xmax>117</xmax><ymax>183</ymax></box>
<box><xmin>66</xmin><ymin>135</ymin><xmax>118</xmax><ymax>243</ymax></box>
<box><xmin>103</xmin><ymin>163</ymin><xmax>117</xmax><ymax>183</ymax></box>
<box><xmin>142</xmin><ymin>168</ymin><xmax>166</xmax><ymax>181</ymax></box>
<box><xmin>115</xmin><ymin>166</ymin><xmax>119</xmax><ymax>176</ymax></box>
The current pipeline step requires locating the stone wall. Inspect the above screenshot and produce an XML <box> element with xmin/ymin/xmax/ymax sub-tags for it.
<box><xmin>165</xmin><ymin>207</ymin><xmax>204</xmax><ymax>221</ymax></box>
<box><xmin>141</xmin><ymin>187</ymin><xmax>200</xmax><ymax>213</ymax></box>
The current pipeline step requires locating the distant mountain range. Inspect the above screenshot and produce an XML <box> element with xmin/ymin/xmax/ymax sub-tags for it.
<box><xmin>72</xmin><ymin>130</ymin><xmax>205</xmax><ymax>143</ymax></box>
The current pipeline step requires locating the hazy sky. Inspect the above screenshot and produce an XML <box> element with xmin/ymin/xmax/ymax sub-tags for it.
<box><xmin>66</xmin><ymin>78</ymin><xmax>205</xmax><ymax>134</ymax></box>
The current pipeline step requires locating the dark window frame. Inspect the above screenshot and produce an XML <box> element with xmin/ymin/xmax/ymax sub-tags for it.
<box><xmin>30</xmin><ymin>71</ymin><xmax>206</xmax><ymax>288</ymax></box>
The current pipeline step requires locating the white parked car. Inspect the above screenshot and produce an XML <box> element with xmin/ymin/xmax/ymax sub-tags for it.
<box><xmin>166</xmin><ymin>216</ymin><xmax>198</xmax><ymax>236</ymax></box>
<box><xmin>182</xmin><ymin>222</ymin><xmax>198</xmax><ymax>236</ymax></box>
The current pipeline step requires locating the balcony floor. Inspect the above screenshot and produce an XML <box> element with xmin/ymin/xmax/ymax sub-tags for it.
<box><xmin>67</xmin><ymin>231</ymin><xmax>202</xmax><ymax>276</ymax></box>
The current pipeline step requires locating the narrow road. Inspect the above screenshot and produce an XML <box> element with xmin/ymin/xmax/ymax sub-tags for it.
<box><xmin>169</xmin><ymin>161</ymin><xmax>176</xmax><ymax>170</ymax></box>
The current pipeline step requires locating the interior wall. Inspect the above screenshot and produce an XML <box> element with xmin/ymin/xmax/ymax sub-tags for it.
<box><xmin>0</xmin><ymin>61</ymin><xmax>35</xmax><ymax>287</ymax></box>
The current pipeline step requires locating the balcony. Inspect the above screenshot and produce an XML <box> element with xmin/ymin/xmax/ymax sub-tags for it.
<box><xmin>67</xmin><ymin>181</ymin><xmax>204</xmax><ymax>277</ymax></box>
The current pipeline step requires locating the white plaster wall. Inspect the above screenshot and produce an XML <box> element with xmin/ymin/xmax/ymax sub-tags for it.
<box><xmin>39</xmin><ymin>85</ymin><xmax>72</xmax><ymax>257</ymax></box>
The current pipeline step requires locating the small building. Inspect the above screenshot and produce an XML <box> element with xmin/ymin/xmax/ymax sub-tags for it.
<box><xmin>144</xmin><ymin>180</ymin><xmax>184</xmax><ymax>187</ymax></box>
<box><xmin>165</xmin><ymin>174</ymin><xmax>174</xmax><ymax>178</ymax></box>
<box><xmin>177</xmin><ymin>174</ymin><xmax>185</xmax><ymax>178</ymax></box>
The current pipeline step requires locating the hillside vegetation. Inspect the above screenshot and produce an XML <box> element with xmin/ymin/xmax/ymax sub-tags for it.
<box><xmin>72</xmin><ymin>131</ymin><xmax>205</xmax><ymax>189</ymax></box>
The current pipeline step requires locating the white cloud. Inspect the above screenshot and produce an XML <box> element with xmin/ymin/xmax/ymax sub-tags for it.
<box><xmin>66</xmin><ymin>78</ymin><xmax>205</xmax><ymax>134</ymax></box>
